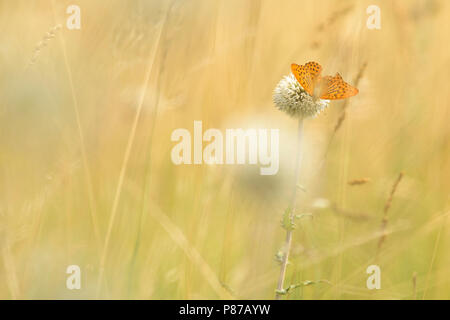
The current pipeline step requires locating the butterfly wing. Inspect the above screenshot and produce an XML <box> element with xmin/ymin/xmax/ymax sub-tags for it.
<box><xmin>319</xmin><ymin>73</ymin><xmax>359</xmax><ymax>100</ymax></box>
<box><xmin>291</xmin><ymin>61</ymin><xmax>322</xmax><ymax>96</ymax></box>
<box><xmin>305</xmin><ymin>61</ymin><xmax>322</xmax><ymax>81</ymax></box>
<box><xmin>291</xmin><ymin>63</ymin><xmax>313</xmax><ymax>95</ymax></box>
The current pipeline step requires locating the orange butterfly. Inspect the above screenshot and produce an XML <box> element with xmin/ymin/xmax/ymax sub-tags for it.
<box><xmin>291</xmin><ymin>61</ymin><xmax>359</xmax><ymax>100</ymax></box>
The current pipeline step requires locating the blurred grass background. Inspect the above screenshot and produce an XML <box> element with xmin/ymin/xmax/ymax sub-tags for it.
<box><xmin>0</xmin><ymin>0</ymin><xmax>449</xmax><ymax>299</ymax></box>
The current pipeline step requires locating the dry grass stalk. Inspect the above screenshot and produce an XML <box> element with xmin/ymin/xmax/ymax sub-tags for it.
<box><xmin>312</xmin><ymin>5</ymin><xmax>354</xmax><ymax>49</ymax></box>
<box><xmin>49</xmin><ymin>0</ymin><xmax>103</xmax><ymax>251</ymax></box>
<box><xmin>27</xmin><ymin>24</ymin><xmax>62</xmax><ymax>69</ymax></box>
<box><xmin>96</xmin><ymin>6</ymin><xmax>172</xmax><ymax>297</ymax></box>
<box><xmin>412</xmin><ymin>272</ymin><xmax>417</xmax><ymax>300</ymax></box>
<box><xmin>316</xmin><ymin>5</ymin><xmax>354</xmax><ymax>32</ymax></box>
<box><xmin>377</xmin><ymin>172</ymin><xmax>404</xmax><ymax>254</ymax></box>
<box><xmin>332</xmin><ymin>62</ymin><xmax>368</xmax><ymax>135</ymax></box>
<box><xmin>348</xmin><ymin>178</ymin><xmax>371</xmax><ymax>186</ymax></box>
<box><xmin>320</xmin><ymin>62</ymin><xmax>368</xmax><ymax>164</ymax></box>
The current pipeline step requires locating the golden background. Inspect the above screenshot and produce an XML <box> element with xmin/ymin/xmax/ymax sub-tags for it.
<box><xmin>0</xmin><ymin>0</ymin><xmax>449</xmax><ymax>299</ymax></box>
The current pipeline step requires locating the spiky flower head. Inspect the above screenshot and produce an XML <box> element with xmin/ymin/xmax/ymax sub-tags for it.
<box><xmin>273</xmin><ymin>74</ymin><xmax>330</xmax><ymax>118</ymax></box>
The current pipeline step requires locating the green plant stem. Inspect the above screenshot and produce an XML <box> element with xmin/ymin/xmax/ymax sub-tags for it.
<box><xmin>276</xmin><ymin>117</ymin><xmax>304</xmax><ymax>299</ymax></box>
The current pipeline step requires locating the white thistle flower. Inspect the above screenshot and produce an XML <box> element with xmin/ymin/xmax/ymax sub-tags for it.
<box><xmin>273</xmin><ymin>74</ymin><xmax>330</xmax><ymax>118</ymax></box>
